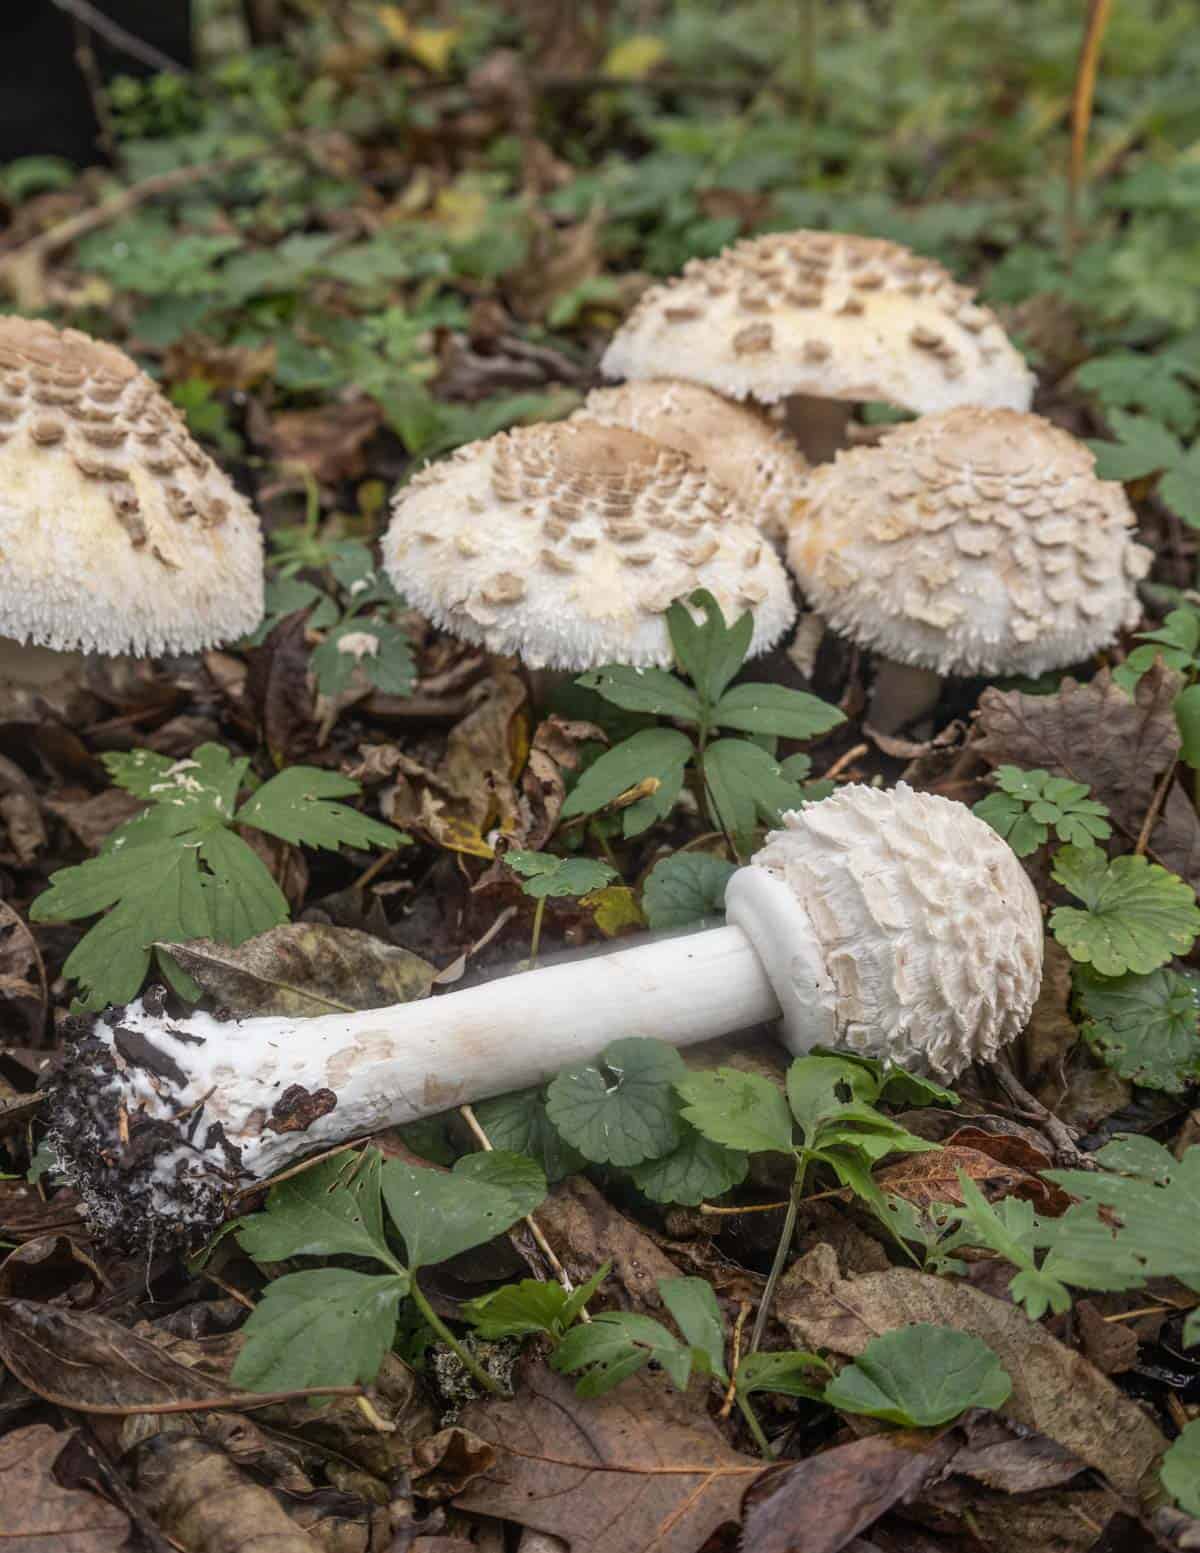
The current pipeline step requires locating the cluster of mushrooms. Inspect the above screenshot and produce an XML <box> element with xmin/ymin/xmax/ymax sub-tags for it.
<box><xmin>3</xmin><ymin>230</ymin><xmax>1151</xmax><ymax>1238</ymax></box>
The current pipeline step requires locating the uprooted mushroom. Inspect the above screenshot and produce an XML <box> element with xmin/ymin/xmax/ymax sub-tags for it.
<box><xmin>48</xmin><ymin>782</ymin><xmax>1043</xmax><ymax>1244</ymax></box>
<box><xmin>601</xmin><ymin>230</ymin><xmax>1035</xmax><ymax>462</ymax></box>
<box><xmin>0</xmin><ymin>315</ymin><xmax>264</xmax><ymax>702</ymax></box>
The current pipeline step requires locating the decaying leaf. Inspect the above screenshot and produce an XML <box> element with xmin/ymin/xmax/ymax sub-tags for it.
<box><xmin>534</xmin><ymin>1175</ymin><xmax>684</xmax><ymax>1313</ymax></box>
<box><xmin>160</xmin><ymin>922</ymin><xmax>434</xmax><ymax>1017</ymax></box>
<box><xmin>0</xmin><ymin>899</ymin><xmax>47</xmax><ymax>1042</ymax></box>
<box><xmin>455</xmin><ymin>1363</ymin><xmax>762</xmax><ymax>1553</ymax></box>
<box><xmin>776</xmin><ymin>1245</ymin><xmax>1165</xmax><ymax>1501</ymax></box>
<box><xmin>265</xmin><ymin>397</ymin><xmax>383</xmax><ymax>484</ymax></box>
<box><xmin>0</xmin><ymin>1424</ymin><xmax>129</xmax><ymax>1551</ymax></box>
<box><xmin>874</xmin><ymin>1128</ymin><xmax>1068</xmax><ymax>1215</ymax></box>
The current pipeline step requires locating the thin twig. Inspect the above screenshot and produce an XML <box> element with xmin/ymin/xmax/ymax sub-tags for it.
<box><xmin>1065</xmin><ymin>0</ymin><xmax>1114</xmax><ymax>253</ymax></box>
<box><xmin>1135</xmin><ymin>758</ymin><xmax>1177</xmax><ymax>856</ymax></box>
<box><xmin>717</xmin><ymin>1300</ymin><xmax>751</xmax><ymax>1420</ymax></box>
<box><xmin>71</xmin><ymin>17</ymin><xmax>119</xmax><ymax>167</ymax></box>
<box><xmin>992</xmin><ymin>1058</ymin><xmax>1091</xmax><ymax>1168</ymax></box>
<box><xmin>57</xmin><ymin>1385</ymin><xmax>366</xmax><ymax>1417</ymax></box>
<box><xmin>49</xmin><ymin>0</ymin><xmax>187</xmax><ymax>74</ymax></box>
<box><xmin>820</xmin><ymin>743</ymin><xmax>869</xmax><ymax>782</ymax></box>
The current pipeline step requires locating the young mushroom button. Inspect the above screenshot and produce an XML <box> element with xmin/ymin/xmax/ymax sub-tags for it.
<box><xmin>601</xmin><ymin>230</ymin><xmax>1035</xmax><ymax>462</ymax></box>
<box><xmin>50</xmin><ymin>783</ymin><xmax>1044</xmax><ymax>1243</ymax></box>
<box><xmin>788</xmin><ymin>407</ymin><xmax>1153</xmax><ymax>733</ymax></box>
<box><xmin>383</xmin><ymin>420</ymin><xmax>796</xmax><ymax>670</ymax></box>
<box><xmin>0</xmin><ymin>315</ymin><xmax>264</xmax><ymax>691</ymax></box>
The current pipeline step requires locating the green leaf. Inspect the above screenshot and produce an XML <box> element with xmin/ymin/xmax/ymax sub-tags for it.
<box><xmin>702</xmin><ymin>738</ymin><xmax>815</xmax><ymax>853</ymax></box>
<box><xmin>560</xmin><ymin>728</ymin><xmax>694</xmax><ymax>837</ymax></box>
<box><xmin>311</xmin><ymin>620</ymin><xmax>416</xmax><ymax>699</ymax></box>
<box><xmin>237</xmin><ymin>1151</ymin><xmax>393</xmax><ymax>1267</ymax></box>
<box><xmin>1075</xmin><ymin>963</ymin><xmax>1200</xmax><ymax>1092</ymax></box>
<box><xmin>380</xmin><ymin>1152</ymin><xmax>546</xmax><ymax>1270</ymax></box>
<box><xmin>1162</xmin><ymin>1421</ymin><xmax>1200</xmax><ymax>1515</ymax></box>
<box><xmin>1075</xmin><ymin>353</ymin><xmax>1199</xmax><ymax>435</ymax></box>
<box><xmin>471</xmin><ymin>1088</ymin><xmax>587</xmax><ymax>1182</ymax></box>
<box><xmin>786</xmin><ymin>1053</ymin><xmax>881</xmax><ymax>1133</ymax></box>
<box><xmin>238</xmin><ymin>767</ymin><xmax>404</xmax><ymax>851</ymax></box>
<box><xmin>666</xmin><ymin>590</ymin><xmax>752</xmax><ymax>705</ymax></box>
<box><xmin>659</xmin><ymin>1276</ymin><xmax>728</xmax><ymax>1381</ymax></box>
<box><xmin>575</xmin><ymin>665</ymin><xmax>703</xmax><ymax>724</ymax></box>
<box><xmin>642</xmin><ymin>853</ymin><xmax>737</xmax><ymax>930</ymax></box>
<box><xmin>1159</xmin><ymin>443</ymin><xmax>1200</xmax><ymax>527</ymax></box>
<box><xmin>506</xmin><ymin>850</ymin><xmax>618</xmax><ymax>899</ymax></box>
<box><xmin>1175</xmin><ymin>683</ymin><xmax>1200</xmax><ymax>768</ymax></box>
<box><xmin>710</xmin><ymin>682</ymin><xmax>845</xmax><ymax>740</ymax></box>
<box><xmin>735</xmin><ymin>1350</ymin><xmax>829</xmax><ymax>1402</ymax></box>
<box><xmin>1088</xmin><ymin>410</ymin><xmax>1183</xmax><ymax>481</ymax></box>
<box><xmin>1050</xmin><ymin>846</ymin><xmax>1200</xmax><ymax>976</ymax></box>
<box><xmin>545</xmin><ymin>1037</ymin><xmax>685</xmax><ymax>1167</ymax></box>
<box><xmin>551</xmin><ymin>1311</ymin><xmax>692</xmax><ymax>1397</ymax></box>
<box><xmin>939</xmin><ymin>1173</ymin><xmax>1071</xmax><ymax>1320</ymax></box>
<box><xmin>973</xmin><ymin>791</ymin><xmax>1048</xmax><ymax>856</ymax></box>
<box><xmin>230</xmin><ymin>1268</ymin><xmax>408</xmax><ymax>1392</ymax></box>
<box><xmin>105</xmin><ymin>742</ymin><xmax>247</xmax><ymax>820</ymax></box>
<box><xmin>630</xmin><ymin>1127</ymin><xmax>749</xmax><ymax>1206</ymax></box>
<box><xmin>974</xmin><ymin>768</ymin><xmax>1110</xmax><ymax>854</ymax></box>
<box><xmin>823</xmin><ymin>1325</ymin><xmax>1012</xmax><ymax>1428</ymax></box>
<box><xmin>464</xmin><ymin>1263</ymin><xmax>610</xmax><ymax>1341</ymax></box>
<box><xmin>675</xmin><ymin>1067</ymin><xmax>794</xmax><ymax>1154</ymax></box>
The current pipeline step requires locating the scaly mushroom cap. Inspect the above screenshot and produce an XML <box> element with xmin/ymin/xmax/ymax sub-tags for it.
<box><xmin>571</xmin><ymin>379</ymin><xmax>809</xmax><ymax>539</ymax></box>
<box><xmin>383</xmin><ymin>421</ymin><xmax>795</xmax><ymax>669</ymax></box>
<box><xmin>602</xmin><ymin>231</ymin><xmax>1035</xmax><ymax>415</ymax></box>
<box><xmin>787</xmin><ymin>408</ymin><xmax>1152</xmax><ymax>677</ymax></box>
<box><xmin>0</xmin><ymin>317</ymin><xmax>263</xmax><ymax>656</ymax></box>
<box><xmin>732</xmin><ymin>781</ymin><xmax>1044</xmax><ymax>1079</ymax></box>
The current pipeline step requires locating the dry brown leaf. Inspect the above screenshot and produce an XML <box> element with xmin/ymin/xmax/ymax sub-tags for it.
<box><xmin>245</xmin><ymin>609</ymin><xmax>317</xmax><ymax>765</ymax></box>
<box><xmin>739</xmin><ymin>1434</ymin><xmax>960</xmax><ymax>1553</ymax></box>
<box><xmin>974</xmin><ymin>664</ymin><xmax>1200</xmax><ymax>888</ymax></box>
<box><xmin>873</xmin><ymin>1146</ymin><xmax>1035</xmax><ymax>1211</ymax></box>
<box><xmin>1076</xmin><ymin>1299</ymin><xmax>1140</xmax><ymax>1376</ymax></box>
<box><xmin>535</xmin><ymin>1175</ymin><xmax>683</xmax><ymax>1314</ymax></box>
<box><xmin>520</xmin><ymin>715</ymin><xmax>607</xmax><ymax>850</ymax></box>
<box><xmin>776</xmin><ymin>1245</ymin><xmax>1165</xmax><ymax>1502</ymax></box>
<box><xmin>159</xmin><ymin>923</ymin><xmax>434</xmax><ymax>1018</ymax></box>
<box><xmin>265</xmin><ymin>397</ymin><xmax>383</xmax><ymax>485</ymax></box>
<box><xmin>454</xmin><ymin>1363</ymin><xmax>762</xmax><ymax>1553</ymax></box>
<box><xmin>411</xmin><ymin>1427</ymin><xmax>498</xmax><ymax>1501</ymax></box>
<box><xmin>0</xmin><ymin>1424</ymin><xmax>129</xmax><ymax>1551</ymax></box>
<box><xmin>43</xmin><ymin>786</ymin><xmax>146</xmax><ymax>851</ymax></box>
<box><xmin>0</xmin><ymin>899</ymin><xmax>47</xmax><ymax>1043</ymax></box>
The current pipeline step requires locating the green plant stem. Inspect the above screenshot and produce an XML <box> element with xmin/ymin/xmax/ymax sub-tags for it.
<box><xmin>529</xmin><ymin>895</ymin><xmax>547</xmax><ymax>965</ymax></box>
<box><xmin>409</xmin><ymin>1281</ymin><xmax>507</xmax><ymax>1397</ymax></box>
<box><xmin>749</xmin><ymin>1159</ymin><xmax>806</xmax><ymax>1355</ymax></box>
<box><xmin>735</xmin><ymin>1387</ymin><xmax>775</xmax><ymax>1458</ymax></box>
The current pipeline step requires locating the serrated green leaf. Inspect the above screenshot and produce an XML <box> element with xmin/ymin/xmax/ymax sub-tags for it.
<box><xmin>1075</xmin><ymin>963</ymin><xmax>1200</xmax><ymax>1092</ymax></box>
<box><xmin>711</xmin><ymin>682</ymin><xmax>844</xmax><ymax>740</ymax></box>
<box><xmin>237</xmin><ymin>1151</ymin><xmax>393</xmax><ymax>1266</ymax></box>
<box><xmin>560</xmin><ymin>728</ymin><xmax>694</xmax><ymax>837</ymax></box>
<box><xmin>506</xmin><ymin>850</ymin><xmax>617</xmax><ymax>899</ymax></box>
<box><xmin>823</xmin><ymin>1324</ymin><xmax>1011</xmax><ymax>1428</ymax></box>
<box><xmin>105</xmin><ymin>742</ymin><xmax>248</xmax><ymax>821</ymax></box>
<box><xmin>676</xmin><ymin>1067</ymin><xmax>794</xmax><ymax>1154</ymax></box>
<box><xmin>973</xmin><ymin>791</ymin><xmax>1049</xmax><ymax>856</ymax></box>
<box><xmin>642</xmin><ymin>852</ymin><xmax>736</xmax><ymax>930</ymax></box>
<box><xmin>545</xmin><ymin>1037</ymin><xmax>685</xmax><ymax>1167</ymax></box>
<box><xmin>462</xmin><ymin>1262</ymin><xmax>610</xmax><ymax>1341</ymax></box>
<box><xmin>1088</xmin><ymin>410</ymin><xmax>1183</xmax><ymax>481</ymax></box>
<box><xmin>231</xmin><ymin>1268</ymin><xmax>408</xmax><ymax>1392</ymax></box>
<box><xmin>1159</xmin><ymin>444</ymin><xmax>1200</xmax><ymax>526</ymax></box>
<box><xmin>575</xmin><ymin>664</ymin><xmax>703</xmax><ymax>724</ymax></box>
<box><xmin>237</xmin><ymin>766</ymin><xmax>404</xmax><ymax>851</ymax></box>
<box><xmin>551</xmin><ymin>1311</ymin><xmax>691</xmax><ymax>1396</ymax></box>
<box><xmin>1050</xmin><ymin>846</ymin><xmax>1200</xmax><ymax>976</ymax></box>
<box><xmin>939</xmin><ymin>1173</ymin><xmax>1070</xmax><ymax>1320</ymax></box>
<box><xmin>659</xmin><ymin>1276</ymin><xmax>728</xmax><ymax>1381</ymax></box>
<box><xmin>471</xmin><ymin>1088</ymin><xmax>587</xmax><ymax>1182</ymax></box>
<box><xmin>380</xmin><ymin>1152</ymin><xmax>546</xmax><ymax>1270</ymax></box>
<box><xmin>735</xmin><ymin>1349</ymin><xmax>829</xmax><ymax>1401</ymax></box>
<box><xmin>702</xmin><ymin>738</ymin><xmax>814</xmax><ymax>853</ymax></box>
<box><xmin>666</xmin><ymin>590</ymin><xmax>753</xmax><ymax>705</ymax></box>
<box><xmin>1162</xmin><ymin>1421</ymin><xmax>1200</xmax><ymax>1515</ymax></box>
<box><xmin>630</xmin><ymin>1126</ymin><xmax>748</xmax><ymax>1206</ymax></box>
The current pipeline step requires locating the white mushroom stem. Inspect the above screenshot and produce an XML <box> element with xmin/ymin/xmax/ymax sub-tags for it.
<box><xmin>48</xmin><ymin>784</ymin><xmax>1044</xmax><ymax>1245</ymax></box>
<box><xmin>867</xmin><ymin>659</ymin><xmax>944</xmax><ymax>737</ymax></box>
<box><xmin>782</xmin><ymin>394</ymin><xmax>853</xmax><ymax>464</ymax></box>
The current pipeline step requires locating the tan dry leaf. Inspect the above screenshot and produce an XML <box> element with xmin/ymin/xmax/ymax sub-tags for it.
<box><xmin>265</xmin><ymin>397</ymin><xmax>383</xmax><ymax>485</ymax></box>
<box><xmin>43</xmin><ymin>786</ymin><xmax>146</xmax><ymax>851</ymax></box>
<box><xmin>0</xmin><ymin>1424</ymin><xmax>129</xmax><ymax>1551</ymax></box>
<box><xmin>974</xmin><ymin>663</ymin><xmax>1200</xmax><ymax>888</ymax></box>
<box><xmin>0</xmin><ymin>899</ymin><xmax>47</xmax><ymax>1044</ymax></box>
<box><xmin>776</xmin><ymin>1244</ymin><xmax>1165</xmax><ymax>1502</ymax></box>
<box><xmin>534</xmin><ymin>1175</ymin><xmax>683</xmax><ymax>1314</ymax></box>
<box><xmin>873</xmin><ymin>1145</ymin><xmax>1039</xmax><ymax>1211</ymax></box>
<box><xmin>454</xmin><ymin>1364</ymin><xmax>762</xmax><ymax>1553</ymax></box>
<box><xmin>159</xmin><ymin>922</ymin><xmax>434</xmax><ymax>1018</ymax></box>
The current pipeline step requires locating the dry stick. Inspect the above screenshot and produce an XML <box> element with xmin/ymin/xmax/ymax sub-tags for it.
<box><xmin>819</xmin><ymin>742</ymin><xmax>869</xmax><ymax>783</ymax></box>
<box><xmin>992</xmin><ymin>1057</ymin><xmax>1092</xmax><ymax>1169</ymax></box>
<box><xmin>717</xmin><ymin>1300</ymin><xmax>751</xmax><ymax>1421</ymax></box>
<box><xmin>70</xmin><ymin>16</ymin><xmax>119</xmax><ymax>168</ymax></box>
<box><xmin>55</xmin><ymin>1386</ymin><xmax>365</xmax><ymax>1417</ymax></box>
<box><xmin>458</xmin><ymin>1102</ymin><xmax>588</xmax><ymax>1319</ymax></box>
<box><xmin>1135</xmin><ymin>758</ymin><xmax>1178</xmax><ymax>857</ymax></box>
<box><xmin>49</xmin><ymin>0</ymin><xmax>188</xmax><ymax>74</ymax></box>
<box><xmin>1065</xmin><ymin>0</ymin><xmax>1114</xmax><ymax>254</ymax></box>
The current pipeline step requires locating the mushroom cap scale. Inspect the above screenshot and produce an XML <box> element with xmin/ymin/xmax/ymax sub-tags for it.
<box><xmin>787</xmin><ymin>407</ymin><xmax>1152</xmax><ymax>677</ymax></box>
<box><xmin>383</xmin><ymin>421</ymin><xmax>796</xmax><ymax>670</ymax></box>
<box><xmin>0</xmin><ymin>317</ymin><xmax>263</xmax><ymax>656</ymax></box>
<box><xmin>571</xmin><ymin>378</ymin><xmax>809</xmax><ymax>540</ymax></box>
<box><xmin>602</xmin><ymin>231</ymin><xmax>1035</xmax><ymax>416</ymax></box>
<box><xmin>728</xmin><ymin>780</ymin><xmax>1044</xmax><ymax>1079</ymax></box>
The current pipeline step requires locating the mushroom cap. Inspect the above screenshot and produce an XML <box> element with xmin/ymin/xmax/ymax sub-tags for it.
<box><xmin>0</xmin><ymin>316</ymin><xmax>263</xmax><ymax>656</ymax></box>
<box><xmin>571</xmin><ymin>378</ymin><xmax>809</xmax><ymax>540</ymax></box>
<box><xmin>602</xmin><ymin>231</ymin><xmax>1035</xmax><ymax>416</ymax></box>
<box><xmin>383</xmin><ymin>421</ymin><xmax>796</xmax><ymax>670</ymax></box>
<box><xmin>786</xmin><ymin>408</ymin><xmax>1152</xmax><ymax>677</ymax></box>
<box><xmin>729</xmin><ymin>781</ymin><xmax>1044</xmax><ymax>1079</ymax></box>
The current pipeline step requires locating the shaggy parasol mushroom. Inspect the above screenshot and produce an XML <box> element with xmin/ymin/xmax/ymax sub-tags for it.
<box><xmin>601</xmin><ymin>231</ymin><xmax>1035</xmax><ymax>462</ymax></box>
<box><xmin>383</xmin><ymin>420</ymin><xmax>795</xmax><ymax>671</ymax></box>
<box><xmin>788</xmin><ymin>407</ymin><xmax>1153</xmax><ymax>733</ymax></box>
<box><xmin>49</xmin><ymin>782</ymin><xmax>1043</xmax><ymax>1242</ymax></box>
<box><xmin>0</xmin><ymin>316</ymin><xmax>263</xmax><ymax>693</ymax></box>
<box><xmin>570</xmin><ymin>379</ymin><xmax>810</xmax><ymax>540</ymax></box>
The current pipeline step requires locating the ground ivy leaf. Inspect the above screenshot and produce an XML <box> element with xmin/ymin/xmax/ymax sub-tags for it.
<box><xmin>230</xmin><ymin>1268</ymin><xmax>408</xmax><ymax>1392</ymax></box>
<box><xmin>823</xmin><ymin>1324</ymin><xmax>1012</xmax><ymax>1428</ymax></box>
<box><xmin>630</xmin><ymin>1126</ymin><xmax>749</xmax><ymax>1206</ymax></box>
<box><xmin>710</xmin><ymin>682</ymin><xmax>845</xmax><ymax>740</ymax></box>
<box><xmin>506</xmin><ymin>850</ymin><xmax>618</xmax><ymax>898</ymax></box>
<box><xmin>675</xmin><ymin>1067</ymin><xmax>794</xmax><ymax>1154</ymax></box>
<box><xmin>642</xmin><ymin>852</ymin><xmax>737</xmax><ymax>930</ymax></box>
<box><xmin>1050</xmin><ymin>846</ymin><xmax>1200</xmax><ymax>975</ymax></box>
<box><xmin>237</xmin><ymin>766</ymin><xmax>404</xmax><ymax>850</ymax></box>
<box><xmin>575</xmin><ymin>664</ymin><xmax>703</xmax><ymax>724</ymax></box>
<box><xmin>1075</xmin><ymin>963</ymin><xmax>1200</xmax><ymax>1092</ymax></box>
<box><xmin>380</xmin><ymin>1153</ymin><xmax>546</xmax><ymax>1270</ymax></box>
<box><xmin>545</xmin><ymin>1037</ymin><xmax>685</xmax><ymax>1167</ymax></box>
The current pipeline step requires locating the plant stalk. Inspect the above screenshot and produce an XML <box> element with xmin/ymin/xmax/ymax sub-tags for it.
<box><xmin>748</xmin><ymin>1158</ymin><xmax>806</xmax><ymax>1355</ymax></box>
<box><xmin>409</xmin><ymin>1280</ymin><xmax>507</xmax><ymax>1397</ymax></box>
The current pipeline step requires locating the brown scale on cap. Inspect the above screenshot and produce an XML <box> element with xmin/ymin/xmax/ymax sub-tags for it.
<box><xmin>788</xmin><ymin>407</ymin><xmax>1152</xmax><ymax>678</ymax></box>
